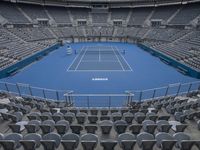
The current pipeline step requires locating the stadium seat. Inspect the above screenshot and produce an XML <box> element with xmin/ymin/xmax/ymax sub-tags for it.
<box><xmin>20</xmin><ymin>133</ymin><xmax>42</xmax><ymax>150</ymax></box>
<box><xmin>55</xmin><ymin>120</ymin><xmax>70</xmax><ymax>135</ymax></box>
<box><xmin>81</xmin><ymin>133</ymin><xmax>98</xmax><ymax>150</ymax></box>
<box><xmin>41</xmin><ymin>133</ymin><xmax>61</xmax><ymax>150</ymax></box>
<box><xmin>137</xmin><ymin>132</ymin><xmax>156</xmax><ymax>150</ymax></box>
<box><xmin>100</xmin><ymin>139</ymin><xmax>118</xmax><ymax>150</ymax></box>
<box><xmin>155</xmin><ymin>132</ymin><xmax>176</xmax><ymax>150</ymax></box>
<box><xmin>114</xmin><ymin>120</ymin><xmax>128</xmax><ymax>134</ymax></box>
<box><xmin>39</xmin><ymin>120</ymin><xmax>55</xmax><ymax>134</ymax></box>
<box><xmin>142</xmin><ymin>120</ymin><xmax>157</xmax><ymax>134</ymax></box>
<box><xmin>173</xmin><ymin>133</ymin><xmax>194</xmax><ymax>150</ymax></box>
<box><xmin>61</xmin><ymin>133</ymin><xmax>80</xmax><ymax>150</ymax></box>
<box><xmin>118</xmin><ymin>133</ymin><xmax>136</xmax><ymax>150</ymax></box>
<box><xmin>70</xmin><ymin>124</ymin><xmax>83</xmax><ymax>134</ymax></box>
<box><xmin>24</xmin><ymin>120</ymin><xmax>41</xmax><ymax>133</ymax></box>
<box><xmin>0</xmin><ymin>133</ymin><xmax>23</xmax><ymax>150</ymax></box>
<box><xmin>99</xmin><ymin>120</ymin><xmax>113</xmax><ymax>134</ymax></box>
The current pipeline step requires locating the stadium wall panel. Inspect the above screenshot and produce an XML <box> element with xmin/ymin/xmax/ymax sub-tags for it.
<box><xmin>138</xmin><ymin>44</ymin><xmax>200</xmax><ymax>79</ymax></box>
<box><xmin>0</xmin><ymin>43</ymin><xmax>61</xmax><ymax>79</ymax></box>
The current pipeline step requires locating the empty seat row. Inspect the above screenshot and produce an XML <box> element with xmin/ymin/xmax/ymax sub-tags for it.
<box><xmin>0</xmin><ymin>132</ymin><xmax>199</xmax><ymax>150</ymax></box>
<box><xmin>9</xmin><ymin>119</ymin><xmax>187</xmax><ymax>135</ymax></box>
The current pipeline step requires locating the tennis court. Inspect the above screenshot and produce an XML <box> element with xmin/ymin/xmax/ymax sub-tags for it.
<box><xmin>68</xmin><ymin>46</ymin><xmax>132</xmax><ymax>71</ymax></box>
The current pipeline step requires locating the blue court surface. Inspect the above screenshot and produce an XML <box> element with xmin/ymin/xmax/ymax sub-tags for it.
<box><xmin>1</xmin><ymin>42</ymin><xmax>199</xmax><ymax>95</ymax></box>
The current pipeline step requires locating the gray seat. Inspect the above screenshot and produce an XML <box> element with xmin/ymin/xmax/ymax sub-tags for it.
<box><xmin>41</xmin><ymin>133</ymin><xmax>61</xmax><ymax>150</ymax></box>
<box><xmin>76</xmin><ymin>112</ymin><xmax>87</xmax><ymax>124</ymax></box>
<box><xmin>79</xmin><ymin>108</ymin><xmax>88</xmax><ymax>114</ymax></box>
<box><xmin>146</xmin><ymin>112</ymin><xmax>158</xmax><ymax>122</ymax></box>
<box><xmin>135</xmin><ymin>112</ymin><xmax>146</xmax><ymax>123</ymax></box>
<box><xmin>173</xmin><ymin>133</ymin><xmax>194</xmax><ymax>150</ymax></box>
<box><xmin>175</xmin><ymin>112</ymin><xmax>186</xmax><ymax>123</ymax></box>
<box><xmin>88</xmin><ymin>115</ymin><xmax>98</xmax><ymax>124</ymax></box>
<box><xmin>157</xmin><ymin>120</ymin><xmax>172</xmax><ymax>132</ymax></box>
<box><xmin>27</xmin><ymin>112</ymin><xmax>41</xmax><ymax>120</ymax></box>
<box><xmin>40</xmin><ymin>112</ymin><xmax>52</xmax><ymax>121</ymax></box>
<box><xmin>55</xmin><ymin>120</ymin><xmax>69</xmax><ymax>135</ymax></box>
<box><xmin>25</xmin><ymin>120</ymin><xmax>41</xmax><ymax>133</ymax></box>
<box><xmin>100</xmin><ymin>108</ymin><xmax>109</xmax><ymax>115</ymax></box>
<box><xmin>0</xmin><ymin>133</ymin><xmax>23</xmax><ymax>150</ymax></box>
<box><xmin>114</xmin><ymin>120</ymin><xmax>128</xmax><ymax>134</ymax></box>
<box><xmin>20</xmin><ymin>133</ymin><xmax>42</xmax><ymax>150</ymax></box>
<box><xmin>129</xmin><ymin>124</ymin><xmax>142</xmax><ymax>135</ymax></box>
<box><xmin>64</xmin><ymin>112</ymin><xmax>75</xmax><ymax>124</ymax></box>
<box><xmin>99</xmin><ymin>120</ymin><xmax>113</xmax><ymax>134</ymax></box>
<box><xmin>60</xmin><ymin>108</ymin><xmax>68</xmax><ymax>114</ymax></box>
<box><xmin>142</xmin><ymin>120</ymin><xmax>157</xmax><ymax>134</ymax></box>
<box><xmin>100</xmin><ymin>139</ymin><xmax>118</xmax><ymax>150</ymax></box>
<box><xmin>183</xmin><ymin>110</ymin><xmax>196</xmax><ymax>120</ymax></box>
<box><xmin>153</xmin><ymin>102</ymin><xmax>162</xmax><ymax>110</ymax></box>
<box><xmin>195</xmin><ymin>140</ymin><xmax>200</xmax><ymax>150</ymax></box>
<box><xmin>21</xmin><ymin>105</ymin><xmax>31</xmax><ymax>114</ymax></box>
<box><xmin>13</xmin><ymin>104</ymin><xmax>23</xmax><ymax>112</ymax></box>
<box><xmin>0</xmin><ymin>133</ymin><xmax>4</xmax><ymax>148</ymax></box>
<box><xmin>166</xmin><ymin>105</ymin><xmax>175</xmax><ymax>114</ymax></box>
<box><xmin>123</xmin><ymin>112</ymin><xmax>134</xmax><ymax>124</ymax></box>
<box><xmin>81</xmin><ymin>133</ymin><xmax>98</xmax><ymax>150</ymax></box>
<box><xmin>111</xmin><ymin>108</ymin><xmax>118</xmax><ymax>113</ymax></box>
<box><xmin>52</xmin><ymin>112</ymin><xmax>63</xmax><ymax>123</ymax></box>
<box><xmin>175</xmin><ymin>124</ymin><xmax>188</xmax><ymax>132</ymax></box>
<box><xmin>137</xmin><ymin>132</ymin><xmax>156</xmax><ymax>150</ymax></box>
<box><xmin>69</xmin><ymin>108</ymin><xmax>78</xmax><ymax>115</ymax></box>
<box><xmin>61</xmin><ymin>133</ymin><xmax>80</xmax><ymax>150</ymax></box>
<box><xmin>155</xmin><ymin>132</ymin><xmax>176</xmax><ymax>150</ymax></box>
<box><xmin>40</xmin><ymin>120</ymin><xmax>55</xmax><ymax>134</ymax></box>
<box><xmin>198</xmin><ymin>120</ymin><xmax>200</xmax><ymax>130</ymax></box>
<box><xmin>100</xmin><ymin>116</ymin><xmax>111</xmax><ymax>121</ymax></box>
<box><xmin>1</xmin><ymin>112</ymin><xmax>10</xmax><ymax>121</ymax></box>
<box><xmin>9</xmin><ymin>124</ymin><xmax>21</xmax><ymax>133</ymax></box>
<box><xmin>158</xmin><ymin>115</ymin><xmax>170</xmax><ymax>121</ymax></box>
<box><xmin>112</xmin><ymin>112</ymin><xmax>122</xmax><ymax>122</ymax></box>
<box><xmin>70</xmin><ymin>124</ymin><xmax>83</xmax><ymax>134</ymax></box>
<box><xmin>90</xmin><ymin>109</ymin><xmax>98</xmax><ymax>115</ymax></box>
<box><xmin>50</xmin><ymin>108</ymin><xmax>59</xmax><ymax>114</ymax></box>
<box><xmin>120</xmin><ymin>108</ymin><xmax>129</xmax><ymax>114</ymax></box>
<box><xmin>10</xmin><ymin>112</ymin><xmax>23</xmax><ymax>122</ymax></box>
<box><xmin>118</xmin><ymin>133</ymin><xmax>136</xmax><ymax>150</ymax></box>
<box><xmin>85</xmin><ymin>124</ymin><xmax>98</xmax><ymax>134</ymax></box>
<box><xmin>35</xmin><ymin>102</ymin><xmax>44</xmax><ymax>110</ymax></box>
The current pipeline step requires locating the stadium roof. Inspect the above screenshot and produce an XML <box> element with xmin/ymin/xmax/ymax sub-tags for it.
<box><xmin>3</xmin><ymin>0</ymin><xmax>200</xmax><ymax>7</ymax></box>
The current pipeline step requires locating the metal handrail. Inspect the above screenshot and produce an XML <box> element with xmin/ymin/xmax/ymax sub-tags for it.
<box><xmin>0</xmin><ymin>81</ymin><xmax>199</xmax><ymax>107</ymax></box>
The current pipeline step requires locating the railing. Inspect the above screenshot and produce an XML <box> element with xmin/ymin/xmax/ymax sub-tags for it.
<box><xmin>0</xmin><ymin>81</ymin><xmax>199</xmax><ymax>107</ymax></box>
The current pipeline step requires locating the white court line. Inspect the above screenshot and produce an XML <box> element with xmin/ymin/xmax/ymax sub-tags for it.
<box><xmin>111</xmin><ymin>46</ymin><xmax>125</xmax><ymax>71</ymax></box>
<box><xmin>75</xmin><ymin>46</ymin><xmax>88</xmax><ymax>71</ymax></box>
<box><xmin>114</xmin><ymin>46</ymin><xmax>133</xmax><ymax>71</ymax></box>
<box><xmin>67</xmin><ymin>46</ymin><xmax>85</xmax><ymax>71</ymax></box>
<box><xmin>67</xmin><ymin>70</ymin><xmax>133</xmax><ymax>72</ymax></box>
<box><xmin>81</xmin><ymin>60</ymin><xmax>119</xmax><ymax>62</ymax></box>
